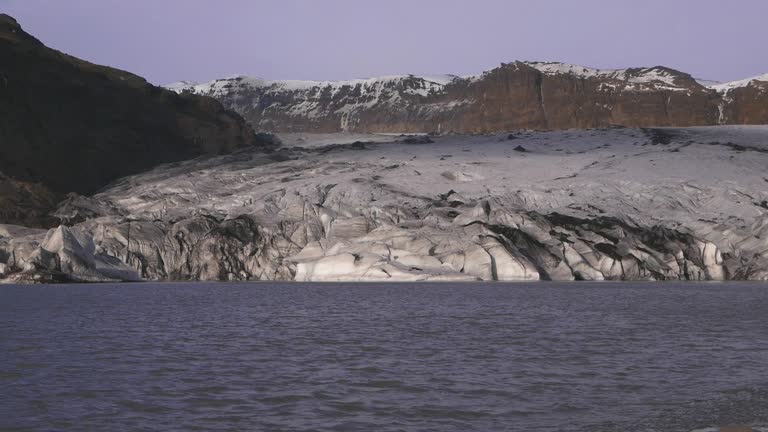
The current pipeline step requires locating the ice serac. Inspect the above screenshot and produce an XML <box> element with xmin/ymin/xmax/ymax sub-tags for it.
<box><xmin>3</xmin><ymin>126</ymin><xmax>766</xmax><ymax>283</ymax></box>
<box><xmin>1</xmin><ymin>224</ymin><xmax>140</xmax><ymax>283</ymax></box>
<box><xmin>0</xmin><ymin>14</ymin><xmax>276</xmax><ymax>227</ymax></box>
<box><xmin>168</xmin><ymin>62</ymin><xmax>768</xmax><ymax>134</ymax></box>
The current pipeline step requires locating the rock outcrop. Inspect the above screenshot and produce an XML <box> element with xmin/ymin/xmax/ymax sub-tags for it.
<box><xmin>711</xmin><ymin>73</ymin><xmax>768</xmax><ymax>124</ymax></box>
<box><xmin>0</xmin><ymin>174</ymin><xmax>61</xmax><ymax>228</ymax></box>
<box><xmin>2</xmin><ymin>126</ymin><xmax>767</xmax><ymax>283</ymax></box>
<box><xmin>169</xmin><ymin>62</ymin><xmax>768</xmax><ymax>134</ymax></box>
<box><xmin>0</xmin><ymin>14</ymin><xmax>276</xmax><ymax>225</ymax></box>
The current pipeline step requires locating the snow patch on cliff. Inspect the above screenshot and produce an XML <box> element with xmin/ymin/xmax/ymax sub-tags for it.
<box><xmin>709</xmin><ymin>73</ymin><xmax>768</xmax><ymax>92</ymax></box>
<box><xmin>523</xmin><ymin>61</ymin><xmax>692</xmax><ymax>91</ymax></box>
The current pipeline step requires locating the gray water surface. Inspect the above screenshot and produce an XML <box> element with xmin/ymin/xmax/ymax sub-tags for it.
<box><xmin>1</xmin><ymin>282</ymin><xmax>767</xmax><ymax>431</ymax></box>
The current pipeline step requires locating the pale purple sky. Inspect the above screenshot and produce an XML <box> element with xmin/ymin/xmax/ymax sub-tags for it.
<box><xmin>3</xmin><ymin>0</ymin><xmax>767</xmax><ymax>85</ymax></box>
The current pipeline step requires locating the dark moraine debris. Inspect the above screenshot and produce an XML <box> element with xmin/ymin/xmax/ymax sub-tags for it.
<box><xmin>513</xmin><ymin>145</ymin><xmax>529</xmax><ymax>152</ymax></box>
<box><xmin>316</xmin><ymin>141</ymin><xmax>372</xmax><ymax>154</ymax></box>
<box><xmin>706</xmin><ymin>141</ymin><xmax>768</xmax><ymax>154</ymax></box>
<box><xmin>268</xmin><ymin>150</ymin><xmax>294</xmax><ymax>162</ymax></box>
<box><xmin>437</xmin><ymin>189</ymin><xmax>458</xmax><ymax>201</ymax></box>
<box><xmin>642</xmin><ymin>128</ymin><xmax>675</xmax><ymax>145</ymax></box>
<box><xmin>401</xmin><ymin>135</ymin><xmax>434</xmax><ymax>144</ymax></box>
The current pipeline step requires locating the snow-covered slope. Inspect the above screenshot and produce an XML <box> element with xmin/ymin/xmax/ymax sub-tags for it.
<box><xmin>695</xmin><ymin>78</ymin><xmax>722</xmax><ymax>87</ymax></box>
<box><xmin>522</xmin><ymin>61</ymin><xmax>697</xmax><ymax>92</ymax></box>
<box><xmin>709</xmin><ymin>73</ymin><xmax>768</xmax><ymax>92</ymax></box>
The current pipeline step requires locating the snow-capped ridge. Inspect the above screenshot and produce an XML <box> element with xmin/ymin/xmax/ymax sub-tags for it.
<box><xmin>166</xmin><ymin>74</ymin><xmax>462</xmax><ymax>98</ymax></box>
<box><xmin>166</xmin><ymin>63</ymin><xmax>768</xmax><ymax>97</ymax></box>
<box><xmin>164</xmin><ymin>80</ymin><xmax>197</xmax><ymax>91</ymax></box>
<box><xmin>519</xmin><ymin>61</ymin><xmax>694</xmax><ymax>91</ymax></box>
<box><xmin>709</xmin><ymin>73</ymin><xmax>768</xmax><ymax>93</ymax></box>
<box><xmin>163</xmin><ymin>73</ymin><xmax>469</xmax><ymax>131</ymax></box>
<box><xmin>164</xmin><ymin>61</ymin><xmax>702</xmax><ymax>98</ymax></box>
<box><xmin>161</xmin><ymin>61</ymin><xmax>768</xmax><ymax>133</ymax></box>
<box><xmin>695</xmin><ymin>78</ymin><xmax>722</xmax><ymax>87</ymax></box>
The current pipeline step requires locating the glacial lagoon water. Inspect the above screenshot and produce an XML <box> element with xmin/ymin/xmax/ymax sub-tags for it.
<box><xmin>1</xmin><ymin>282</ymin><xmax>768</xmax><ymax>432</ymax></box>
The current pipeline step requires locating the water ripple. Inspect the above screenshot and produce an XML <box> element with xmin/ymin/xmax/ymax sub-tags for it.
<box><xmin>0</xmin><ymin>281</ymin><xmax>767</xmax><ymax>431</ymax></box>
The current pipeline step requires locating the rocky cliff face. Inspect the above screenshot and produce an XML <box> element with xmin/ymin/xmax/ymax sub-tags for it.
<box><xmin>3</xmin><ymin>126</ymin><xmax>768</xmax><ymax>283</ymax></box>
<box><xmin>0</xmin><ymin>14</ymin><xmax>274</xmax><ymax>209</ymax></box>
<box><xmin>170</xmin><ymin>62</ymin><xmax>767</xmax><ymax>134</ymax></box>
<box><xmin>0</xmin><ymin>174</ymin><xmax>60</xmax><ymax>228</ymax></box>
<box><xmin>711</xmin><ymin>74</ymin><xmax>768</xmax><ymax>124</ymax></box>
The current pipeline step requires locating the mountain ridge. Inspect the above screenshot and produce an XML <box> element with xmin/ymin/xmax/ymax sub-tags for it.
<box><xmin>166</xmin><ymin>61</ymin><xmax>768</xmax><ymax>133</ymax></box>
<box><xmin>0</xmin><ymin>14</ymin><xmax>275</xmax><ymax>227</ymax></box>
<box><xmin>169</xmin><ymin>62</ymin><xmax>767</xmax><ymax>96</ymax></box>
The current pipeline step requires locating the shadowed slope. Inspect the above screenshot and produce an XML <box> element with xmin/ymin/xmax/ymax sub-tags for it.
<box><xmin>0</xmin><ymin>14</ymin><xmax>273</xmax><ymax>198</ymax></box>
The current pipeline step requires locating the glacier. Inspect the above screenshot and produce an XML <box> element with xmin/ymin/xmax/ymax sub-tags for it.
<box><xmin>2</xmin><ymin>126</ymin><xmax>768</xmax><ymax>283</ymax></box>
